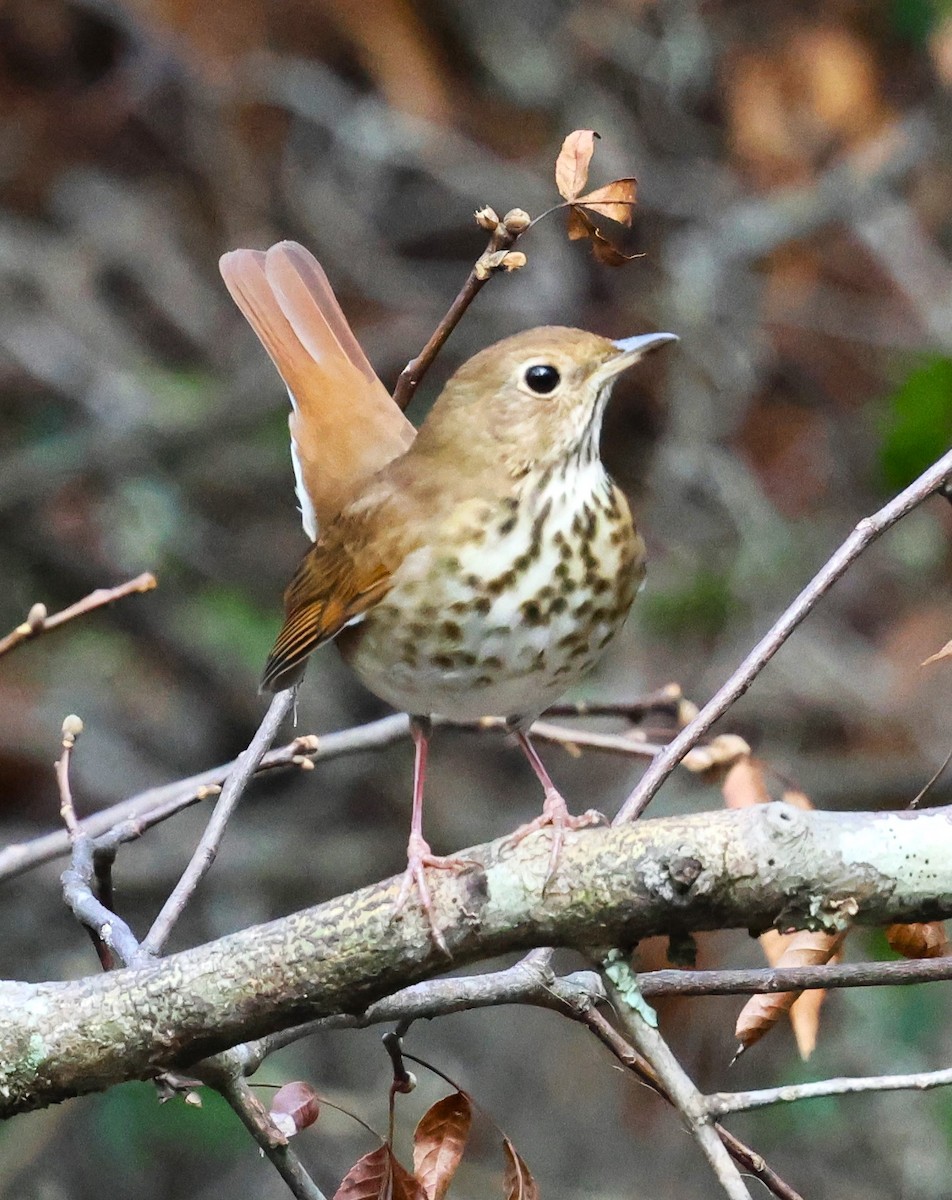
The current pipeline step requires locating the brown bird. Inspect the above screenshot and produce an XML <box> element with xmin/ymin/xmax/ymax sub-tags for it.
<box><xmin>220</xmin><ymin>241</ymin><xmax>676</xmax><ymax>950</ymax></box>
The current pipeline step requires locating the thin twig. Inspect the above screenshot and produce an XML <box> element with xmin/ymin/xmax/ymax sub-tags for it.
<box><xmin>203</xmin><ymin>1067</ymin><xmax>329</xmax><ymax>1200</ymax></box>
<box><xmin>0</xmin><ymin>705</ymin><xmax>693</xmax><ymax>886</ymax></box>
<box><xmin>236</xmin><ymin>962</ymin><xmax>606</xmax><ymax>1073</ymax></box>
<box><xmin>616</xmin><ymin>447</ymin><xmax>952</xmax><ymax>823</ymax></box>
<box><xmin>141</xmin><ymin>690</ymin><xmax>294</xmax><ymax>956</ymax></box>
<box><xmin>599</xmin><ymin>969</ymin><xmax>754</xmax><ymax>1200</ymax></box>
<box><xmin>708</xmin><ymin>1065</ymin><xmax>952</xmax><ymax>1116</ymax></box>
<box><xmin>390</xmin><ymin>211</ymin><xmax>527</xmax><ymax>411</ymax></box>
<box><xmin>581</xmin><ymin>1008</ymin><xmax>802</xmax><ymax>1200</ymax></box>
<box><xmin>635</xmin><ymin>955</ymin><xmax>952</xmax><ymax>997</ymax></box>
<box><xmin>545</xmin><ymin>684</ymin><xmax>687</xmax><ymax>722</ymax></box>
<box><xmin>0</xmin><ymin>573</ymin><xmax>157</xmax><ymax>659</ymax></box>
<box><xmin>0</xmin><ymin>717</ymin><xmax>407</xmax><ymax>884</ymax></box>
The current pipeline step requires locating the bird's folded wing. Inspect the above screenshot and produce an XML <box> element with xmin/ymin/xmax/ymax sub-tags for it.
<box><xmin>261</xmin><ymin>542</ymin><xmax>391</xmax><ymax>692</ymax></box>
<box><xmin>219</xmin><ymin>241</ymin><xmax>415</xmax><ymax>537</ymax></box>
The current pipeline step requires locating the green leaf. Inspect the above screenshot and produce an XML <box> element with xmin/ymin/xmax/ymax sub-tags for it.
<box><xmin>879</xmin><ymin>356</ymin><xmax>952</xmax><ymax>492</ymax></box>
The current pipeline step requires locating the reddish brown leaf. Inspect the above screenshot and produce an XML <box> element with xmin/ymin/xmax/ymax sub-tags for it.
<box><xmin>575</xmin><ymin>178</ymin><xmax>637</xmax><ymax>226</ymax></box>
<box><xmin>334</xmin><ymin>1146</ymin><xmax>424</xmax><ymax>1200</ymax></box>
<box><xmin>886</xmin><ymin>921</ymin><xmax>952</xmax><ymax>958</ymax></box>
<box><xmin>269</xmin><ymin>1080</ymin><xmax>320</xmax><ymax>1138</ymax></box>
<box><xmin>555</xmin><ymin>130</ymin><xmax>598</xmax><ymax>200</ymax></box>
<box><xmin>502</xmin><ymin>1138</ymin><xmax>540</xmax><ymax>1200</ymax></box>
<box><xmin>413</xmin><ymin>1091</ymin><xmax>473</xmax><ymax>1200</ymax></box>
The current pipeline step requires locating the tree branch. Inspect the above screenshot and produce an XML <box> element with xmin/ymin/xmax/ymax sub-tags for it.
<box><xmin>708</xmin><ymin>1065</ymin><xmax>952</xmax><ymax>1117</ymax></box>
<box><xmin>5</xmin><ymin>803</ymin><xmax>952</xmax><ymax>1116</ymax></box>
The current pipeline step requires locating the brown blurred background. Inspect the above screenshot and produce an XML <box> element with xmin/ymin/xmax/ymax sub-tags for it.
<box><xmin>2</xmin><ymin>1</ymin><xmax>952</xmax><ymax>1197</ymax></box>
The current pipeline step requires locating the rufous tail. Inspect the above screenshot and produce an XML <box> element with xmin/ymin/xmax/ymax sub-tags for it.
<box><xmin>219</xmin><ymin>241</ymin><xmax>415</xmax><ymax>536</ymax></box>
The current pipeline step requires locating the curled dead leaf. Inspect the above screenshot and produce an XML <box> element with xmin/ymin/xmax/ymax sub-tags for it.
<box><xmin>555</xmin><ymin>129</ymin><xmax>598</xmax><ymax>201</ymax></box>
<box><xmin>722</xmin><ymin>756</ymin><xmax>771</xmax><ymax>809</ymax></box>
<box><xmin>922</xmin><ymin>639</ymin><xmax>952</xmax><ymax>667</ymax></box>
<box><xmin>886</xmin><ymin>921</ymin><xmax>952</xmax><ymax>959</ymax></box>
<box><xmin>269</xmin><ymin>1080</ymin><xmax>320</xmax><ymax>1138</ymax></box>
<box><xmin>736</xmin><ymin>927</ymin><xmax>846</xmax><ymax>1059</ymax></box>
<box><xmin>412</xmin><ymin>1092</ymin><xmax>473</xmax><ymax>1200</ymax></box>
<box><xmin>574</xmin><ymin>178</ymin><xmax>637</xmax><ymax>226</ymax></box>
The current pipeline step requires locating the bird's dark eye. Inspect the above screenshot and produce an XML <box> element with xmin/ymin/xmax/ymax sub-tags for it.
<box><xmin>523</xmin><ymin>364</ymin><xmax>561</xmax><ymax>394</ymax></box>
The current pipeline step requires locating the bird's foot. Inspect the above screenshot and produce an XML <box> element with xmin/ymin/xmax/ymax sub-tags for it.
<box><xmin>506</xmin><ymin>789</ymin><xmax>606</xmax><ymax>890</ymax></box>
<box><xmin>392</xmin><ymin>834</ymin><xmax>473</xmax><ymax>956</ymax></box>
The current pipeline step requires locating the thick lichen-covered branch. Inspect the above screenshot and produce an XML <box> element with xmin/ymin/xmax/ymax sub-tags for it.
<box><xmin>3</xmin><ymin>803</ymin><xmax>952</xmax><ymax>1117</ymax></box>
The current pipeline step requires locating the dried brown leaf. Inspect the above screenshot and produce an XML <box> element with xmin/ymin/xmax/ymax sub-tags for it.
<box><xmin>736</xmin><ymin>928</ymin><xmax>846</xmax><ymax>1057</ymax></box>
<box><xmin>575</xmin><ymin>178</ymin><xmax>637</xmax><ymax>226</ymax></box>
<box><xmin>566</xmin><ymin>206</ymin><xmax>592</xmax><ymax>241</ymax></box>
<box><xmin>334</xmin><ymin>1146</ymin><xmax>424</xmax><ymax>1200</ymax></box>
<box><xmin>922</xmin><ymin>638</ymin><xmax>952</xmax><ymax>667</ymax></box>
<box><xmin>502</xmin><ymin>1138</ymin><xmax>540</xmax><ymax>1200</ymax></box>
<box><xmin>555</xmin><ymin>129</ymin><xmax>598</xmax><ymax>200</ymax></box>
<box><xmin>413</xmin><ymin>1092</ymin><xmax>473</xmax><ymax>1200</ymax></box>
<box><xmin>886</xmin><ymin>921</ymin><xmax>952</xmax><ymax>959</ymax></box>
<box><xmin>722</xmin><ymin>756</ymin><xmax>771</xmax><ymax>809</ymax></box>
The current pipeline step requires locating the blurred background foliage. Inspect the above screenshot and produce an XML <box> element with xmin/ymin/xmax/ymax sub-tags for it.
<box><xmin>2</xmin><ymin>1</ymin><xmax>952</xmax><ymax>1197</ymax></box>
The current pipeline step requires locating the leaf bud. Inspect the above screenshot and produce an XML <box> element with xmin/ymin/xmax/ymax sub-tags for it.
<box><xmin>474</xmin><ymin>206</ymin><xmax>500</xmax><ymax>231</ymax></box>
<box><xmin>502</xmin><ymin>208</ymin><xmax>531</xmax><ymax>233</ymax></box>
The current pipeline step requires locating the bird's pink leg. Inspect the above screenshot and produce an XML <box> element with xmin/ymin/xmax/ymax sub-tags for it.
<box><xmin>393</xmin><ymin>716</ymin><xmax>470</xmax><ymax>954</ymax></box>
<box><xmin>508</xmin><ymin>731</ymin><xmax>605</xmax><ymax>883</ymax></box>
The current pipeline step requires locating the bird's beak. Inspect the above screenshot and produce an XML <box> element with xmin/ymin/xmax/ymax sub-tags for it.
<box><xmin>609</xmin><ymin>332</ymin><xmax>679</xmax><ymax>373</ymax></box>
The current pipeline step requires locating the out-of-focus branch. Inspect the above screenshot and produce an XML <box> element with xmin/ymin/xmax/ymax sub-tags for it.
<box><xmin>617</xmin><ymin>447</ymin><xmax>952</xmax><ymax>822</ymax></box>
<box><xmin>0</xmin><ymin>573</ymin><xmax>156</xmax><ymax>659</ymax></box>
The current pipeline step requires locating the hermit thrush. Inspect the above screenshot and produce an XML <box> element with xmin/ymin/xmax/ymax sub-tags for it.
<box><xmin>220</xmin><ymin>241</ymin><xmax>676</xmax><ymax>950</ymax></box>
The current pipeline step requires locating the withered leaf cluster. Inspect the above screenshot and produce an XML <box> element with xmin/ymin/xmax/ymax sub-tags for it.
<box><xmin>555</xmin><ymin>130</ymin><xmax>638</xmax><ymax>266</ymax></box>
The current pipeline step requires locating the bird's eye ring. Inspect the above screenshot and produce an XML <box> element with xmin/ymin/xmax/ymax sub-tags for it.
<box><xmin>523</xmin><ymin>363</ymin><xmax>561</xmax><ymax>395</ymax></box>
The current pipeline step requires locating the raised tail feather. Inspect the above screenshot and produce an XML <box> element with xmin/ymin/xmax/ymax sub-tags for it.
<box><xmin>219</xmin><ymin>241</ymin><xmax>415</xmax><ymax>537</ymax></box>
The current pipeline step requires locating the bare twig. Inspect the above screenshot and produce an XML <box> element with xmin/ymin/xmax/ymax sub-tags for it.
<box><xmin>635</xmin><ymin>955</ymin><xmax>952</xmax><ymax>997</ymax></box>
<box><xmin>0</xmin><ymin>705</ymin><xmax>709</xmax><ymax>886</ymax></box>
<box><xmin>616</xmin><ymin>448</ymin><xmax>952</xmax><ymax>823</ymax></box>
<box><xmin>390</xmin><ymin>209</ymin><xmax>528</xmax><ymax>411</ymax></box>
<box><xmin>203</xmin><ymin>1066</ymin><xmax>329</xmax><ymax>1200</ymax></box>
<box><xmin>0</xmin><ymin>573</ymin><xmax>156</xmax><ymax>659</ymax></box>
<box><xmin>0</xmin><ymin>717</ymin><xmax>406</xmax><ymax>884</ymax></box>
<box><xmin>581</xmin><ymin>1008</ymin><xmax>802</xmax><ymax>1200</ymax></box>
<box><xmin>709</xmin><ymin>1065</ymin><xmax>952</xmax><ymax>1117</ymax></box>
<box><xmin>236</xmin><ymin>962</ymin><xmax>607</xmax><ymax>1073</ymax></box>
<box><xmin>600</xmin><ymin>967</ymin><xmax>754</xmax><ymax>1200</ymax></box>
<box><xmin>545</xmin><ymin>684</ymin><xmax>687</xmax><ymax>722</ymax></box>
<box><xmin>141</xmin><ymin>690</ymin><xmax>294</xmax><ymax>956</ymax></box>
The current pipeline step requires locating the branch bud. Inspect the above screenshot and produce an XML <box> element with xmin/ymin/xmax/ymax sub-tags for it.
<box><xmin>474</xmin><ymin>206</ymin><xmax>500</xmax><ymax>231</ymax></box>
<box><xmin>502</xmin><ymin>208</ymin><xmax>531</xmax><ymax>233</ymax></box>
